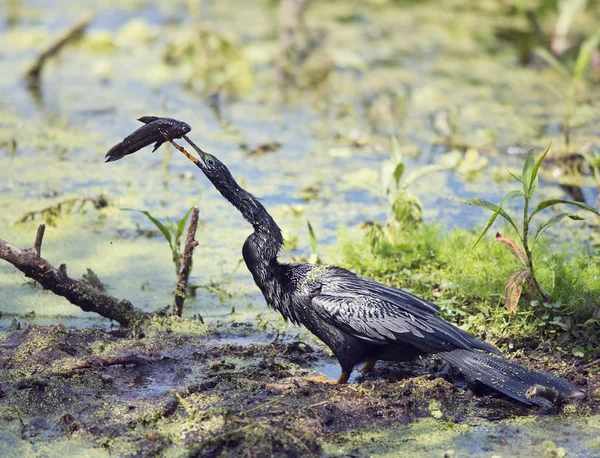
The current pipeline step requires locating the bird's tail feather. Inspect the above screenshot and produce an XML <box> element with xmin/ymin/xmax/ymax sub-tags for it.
<box><xmin>440</xmin><ymin>349</ymin><xmax>584</xmax><ymax>406</ymax></box>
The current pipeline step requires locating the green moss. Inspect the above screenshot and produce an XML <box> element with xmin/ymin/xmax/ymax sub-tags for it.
<box><xmin>336</xmin><ymin>223</ymin><xmax>600</xmax><ymax>349</ymax></box>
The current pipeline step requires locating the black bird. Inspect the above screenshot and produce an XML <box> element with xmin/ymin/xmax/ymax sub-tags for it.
<box><xmin>105</xmin><ymin>116</ymin><xmax>191</xmax><ymax>162</ymax></box>
<box><xmin>167</xmin><ymin>136</ymin><xmax>584</xmax><ymax>407</ymax></box>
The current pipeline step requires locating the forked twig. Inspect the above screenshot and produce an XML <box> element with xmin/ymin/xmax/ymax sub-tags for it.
<box><xmin>0</xmin><ymin>225</ymin><xmax>148</xmax><ymax>327</ymax></box>
<box><xmin>173</xmin><ymin>207</ymin><xmax>200</xmax><ymax>317</ymax></box>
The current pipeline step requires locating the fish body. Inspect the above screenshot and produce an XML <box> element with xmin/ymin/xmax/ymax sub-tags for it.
<box><xmin>105</xmin><ymin>116</ymin><xmax>191</xmax><ymax>162</ymax></box>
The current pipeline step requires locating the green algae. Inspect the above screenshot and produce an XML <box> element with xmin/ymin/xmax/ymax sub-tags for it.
<box><xmin>324</xmin><ymin>415</ymin><xmax>600</xmax><ymax>457</ymax></box>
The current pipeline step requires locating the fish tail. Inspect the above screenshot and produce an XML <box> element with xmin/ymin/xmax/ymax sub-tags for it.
<box><xmin>105</xmin><ymin>137</ymin><xmax>151</xmax><ymax>162</ymax></box>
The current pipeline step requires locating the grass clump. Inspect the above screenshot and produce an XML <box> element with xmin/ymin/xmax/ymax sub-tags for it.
<box><xmin>336</xmin><ymin>223</ymin><xmax>600</xmax><ymax>357</ymax></box>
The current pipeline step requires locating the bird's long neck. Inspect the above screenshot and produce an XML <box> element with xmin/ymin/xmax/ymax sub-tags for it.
<box><xmin>232</xmin><ymin>188</ymin><xmax>287</xmax><ymax>309</ymax></box>
<box><xmin>200</xmin><ymin>161</ymin><xmax>294</xmax><ymax>317</ymax></box>
<box><xmin>207</xmin><ymin>170</ymin><xmax>284</xmax><ymax>288</ymax></box>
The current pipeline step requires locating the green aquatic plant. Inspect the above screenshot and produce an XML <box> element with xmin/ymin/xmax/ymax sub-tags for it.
<box><xmin>347</xmin><ymin>136</ymin><xmax>461</xmax><ymax>248</ymax></box>
<box><xmin>536</xmin><ymin>32</ymin><xmax>600</xmax><ymax>151</ymax></box>
<box><xmin>162</xmin><ymin>1</ymin><xmax>254</xmax><ymax>97</ymax></box>
<box><xmin>447</xmin><ymin>145</ymin><xmax>599</xmax><ymax>314</ymax></box>
<box><xmin>123</xmin><ymin>204</ymin><xmax>197</xmax><ymax>276</ymax></box>
<box><xmin>306</xmin><ymin>220</ymin><xmax>320</xmax><ymax>264</ymax></box>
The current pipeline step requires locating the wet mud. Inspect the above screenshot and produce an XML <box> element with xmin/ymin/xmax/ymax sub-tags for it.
<box><xmin>1</xmin><ymin>321</ymin><xmax>599</xmax><ymax>457</ymax></box>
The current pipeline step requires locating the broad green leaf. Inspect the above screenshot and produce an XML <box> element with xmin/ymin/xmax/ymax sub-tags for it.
<box><xmin>535</xmin><ymin>47</ymin><xmax>570</xmax><ymax>79</ymax></box>
<box><xmin>176</xmin><ymin>204</ymin><xmax>198</xmax><ymax>241</ymax></box>
<box><xmin>393</xmin><ymin>162</ymin><xmax>405</xmax><ymax>189</ymax></box>
<box><xmin>444</xmin><ymin>193</ymin><xmax>522</xmax><ymax>245</ymax></box>
<box><xmin>526</xmin><ymin>144</ymin><xmax>551</xmax><ymax>200</ymax></box>
<box><xmin>521</xmin><ymin>149</ymin><xmax>535</xmax><ymax>199</ymax></box>
<box><xmin>573</xmin><ymin>33</ymin><xmax>600</xmax><ymax>81</ymax></box>
<box><xmin>581</xmin><ymin>151</ymin><xmax>600</xmax><ymax>170</ymax></box>
<box><xmin>307</xmin><ymin>220</ymin><xmax>318</xmax><ymax>254</ymax></box>
<box><xmin>504</xmin><ymin>270</ymin><xmax>531</xmax><ymax>314</ymax></box>
<box><xmin>530</xmin><ymin>199</ymin><xmax>600</xmax><ymax>220</ymax></box>
<box><xmin>533</xmin><ymin>212</ymin><xmax>585</xmax><ymax>244</ymax></box>
<box><xmin>122</xmin><ymin>208</ymin><xmax>173</xmax><ymax>250</ymax></box>
<box><xmin>496</xmin><ymin>232</ymin><xmax>528</xmax><ymax>268</ymax></box>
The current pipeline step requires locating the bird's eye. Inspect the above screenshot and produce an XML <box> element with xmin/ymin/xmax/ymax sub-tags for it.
<box><xmin>206</xmin><ymin>157</ymin><xmax>216</xmax><ymax>167</ymax></box>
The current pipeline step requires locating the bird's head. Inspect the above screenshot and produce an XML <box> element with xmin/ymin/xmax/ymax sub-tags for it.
<box><xmin>181</xmin><ymin>135</ymin><xmax>228</xmax><ymax>180</ymax></box>
<box><xmin>177</xmin><ymin>134</ymin><xmax>284</xmax><ymax>244</ymax></box>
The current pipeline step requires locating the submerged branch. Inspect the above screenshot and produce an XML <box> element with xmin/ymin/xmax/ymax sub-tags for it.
<box><xmin>64</xmin><ymin>355</ymin><xmax>151</xmax><ymax>372</ymax></box>
<box><xmin>24</xmin><ymin>12</ymin><xmax>94</xmax><ymax>89</ymax></box>
<box><xmin>0</xmin><ymin>224</ymin><xmax>148</xmax><ymax>327</ymax></box>
<box><xmin>173</xmin><ymin>207</ymin><xmax>200</xmax><ymax>317</ymax></box>
<box><xmin>18</xmin><ymin>195</ymin><xmax>108</xmax><ymax>224</ymax></box>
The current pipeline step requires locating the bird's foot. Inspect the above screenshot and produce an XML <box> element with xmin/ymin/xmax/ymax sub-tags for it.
<box><xmin>304</xmin><ymin>375</ymin><xmax>337</xmax><ymax>384</ymax></box>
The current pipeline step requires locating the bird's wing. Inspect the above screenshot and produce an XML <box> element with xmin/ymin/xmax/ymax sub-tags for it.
<box><xmin>310</xmin><ymin>268</ymin><xmax>498</xmax><ymax>354</ymax></box>
<box><xmin>325</xmin><ymin>268</ymin><xmax>439</xmax><ymax>315</ymax></box>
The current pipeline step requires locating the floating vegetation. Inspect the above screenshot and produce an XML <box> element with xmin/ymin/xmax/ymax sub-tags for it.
<box><xmin>244</xmin><ymin>141</ymin><xmax>282</xmax><ymax>156</ymax></box>
<box><xmin>163</xmin><ymin>3</ymin><xmax>254</xmax><ymax>97</ymax></box>
<box><xmin>18</xmin><ymin>195</ymin><xmax>108</xmax><ymax>226</ymax></box>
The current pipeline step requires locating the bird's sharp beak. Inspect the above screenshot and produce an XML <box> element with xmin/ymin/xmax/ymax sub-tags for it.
<box><xmin>183</xmin><ymin>135</ymin><xmax>207</xmax><ymax>168</ymax></box>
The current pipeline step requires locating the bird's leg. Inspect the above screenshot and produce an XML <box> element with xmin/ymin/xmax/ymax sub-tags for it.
<box><xmin>361</xmin><ymin>360</ymin><xmax>377</xmax><ymax>374</ymax></box>
<box><xmin>336</xmin><ymin>372</ymin><xmax>350</xmax><ymax>384</ymax></box>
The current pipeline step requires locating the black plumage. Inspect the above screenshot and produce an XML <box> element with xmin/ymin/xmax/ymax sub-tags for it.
<box><xmin>105</xmin><ymin>116</ymin><xmax>191</xmax><ymax>163</ymax></box>
<box><xmin>171</xmin><ymin>135</ymin><xmax>584</xmax><ymax>406</ymax></box>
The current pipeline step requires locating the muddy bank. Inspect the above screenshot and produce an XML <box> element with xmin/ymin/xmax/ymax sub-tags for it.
<box><xmin>1</xmin><ymin>321</ymin><xmax>599</xmax><ymax>457</ymax></box>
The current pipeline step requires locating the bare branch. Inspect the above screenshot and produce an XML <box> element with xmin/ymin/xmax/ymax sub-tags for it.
<box><xmin>34</xmin><ymin>223</ymin><xmax>46</xmax><ymax>257</ymax></box>
<box><xmin>25</xmin><ymin>13</ymin><xmax>95</xmax><ymax>89</ymax></box>
<box><xmin>0</xmin><ymin>228</ymin><xmax>148</xmax><ymax>327</ymax></box>
<box><xmin>173</xmin><ymin>207</ymin><xmax>200</xmax><ymax>317</ymax></box>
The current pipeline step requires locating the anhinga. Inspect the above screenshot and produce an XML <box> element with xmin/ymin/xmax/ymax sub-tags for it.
<box><xmin>168</xmin><ymin>136</ymin><xmax>586</xmax><ymax>406</ymax></box>
<box><xmin>120</xmin><ymin>123</ymin><xmax>584</xmax><ymax>406</ymax></box>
